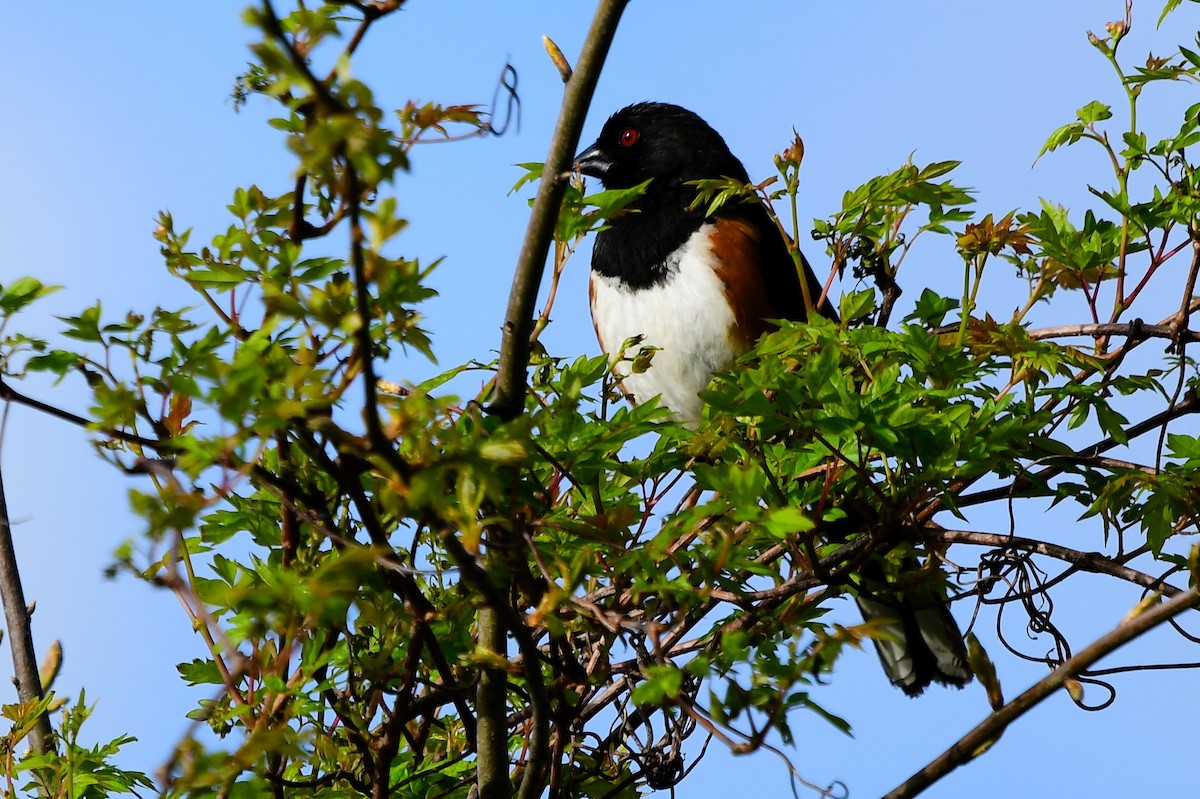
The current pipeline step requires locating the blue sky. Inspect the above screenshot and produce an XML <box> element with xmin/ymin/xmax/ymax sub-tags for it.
<box><xmin>2</xmin><ymin>1</ymin><xmax>1198</xmax><ymax>796</ymax></box>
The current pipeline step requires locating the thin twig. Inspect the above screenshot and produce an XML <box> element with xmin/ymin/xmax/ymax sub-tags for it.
<box><xmin>0</xmin><ymin>377</ymin><xmax>164</xmax><ymax>451</ymax></box>
<box><xmin>1025</xmin><ymin>321</ymin><xmax>1199</xmax><ymax>343</ymax></box>
<box><xmin>344</xmin><ymin>162</ymin><xmax>412</xmax><ymax>482</ymax></box>
<box><xmin>932</xmin><ymin>529</ymin><xmax>1187</xmax><ymax>597</ymax></box>
<box><xmin>951</xmin><ymin>391</ymin><xmax>1199</xmax><ymax>513</ymax></box>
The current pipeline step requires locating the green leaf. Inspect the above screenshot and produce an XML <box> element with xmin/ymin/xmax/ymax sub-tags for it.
<box><xmin>1167</xmin><ymin>432</ymin><xmax>1200</xmax><ymax>465</ymax></box>
<box><xmin>25</xmin><ymin>350</ymin><xmax>83</xmax><ymax>376</ymax></box>
<box><xmin>58</xmin><ymin>304</ymin><xmax>103</xmax><ymax>342</ymax></box>
<box><xmin>905</xmin><ymin>289</ymin><xmax>959</xmax><ymax>326</ymax></box>
<box><xmin>631</xmin><ymin>664</ymin><xmax>683</xmax><ymax>705</ymax></box>
<box><xmin>185</xmin><ymin>266</ymin><xmax>254</xmax><ymax>287</ymax></box>
<box><xmin>1094</xmin><ymin>403</ymin><xmax>1130</xmax><ymax>445</ymax></box>
<box><xmin>1180</xmin><ymin>45</ymin><xmax>1200</xmax><ymax>70</ymax></box>
<box><xmin>838</xmin><ymin>289</ymin><xmax>877</xmax><ymax>322</ymax></box>
<box><xmin>761</xmin><ymin>506</ymin><xmax>815</xmax><ymax>539</ymax></box>
<box><xmin>478</xmin><ymin>439</ymin><xmax>526</xmax><ymax>464</ymax></box>
<box><xmin>917</xmin><ymin>160</ymin><xmax>960</xmax><ymax>181</ymax></box>
<box><xmin>1158</xmin><ymin>0</ymin><xmax>1186</xmax><ymax>27</ymax></box>
<box><xmin>1076</xmin><ymin>100</ymin><xmax>1113</xmax><ymax>125</ymax></box>
<box><xmin>0</xmin><ymin>277</ymin><xmax>61</xmax><ymax>315</ymax></box>
<box><xmin>176</xmin><ymin>659</ymin><xmax>223</xmax><ymax>686</ymax></box>
<box><xmin>509</xmin><ymin>161</ymin><xmax>545</xmax><ymax>195</ymax></box>
<box><xmin>1035</xmin><ymin>121</ymin><xmax>1086</xmax><ymax>164</ymax></box>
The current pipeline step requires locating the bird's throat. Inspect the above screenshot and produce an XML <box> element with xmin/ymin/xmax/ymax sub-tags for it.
<box><xmin>590</xmin><ymin>189</ymin><xmax>704</xmax><ymax>291</ymax></box>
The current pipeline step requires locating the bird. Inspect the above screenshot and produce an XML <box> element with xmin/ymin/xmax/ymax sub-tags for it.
<box><xmin>573</xmin><ymin>101</ymin><xmax>972</xmax><ymax>696</ymax></box>
<box><xmin>573</xmin><ymin>101</ymin><xmax>833</xmax><ymax>425</ymax></box>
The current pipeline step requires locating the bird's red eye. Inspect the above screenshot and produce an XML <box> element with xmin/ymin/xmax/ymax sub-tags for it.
<box><xmin>618</xmin><ymin>128</ymin><xmax>639</xmax><ymax>147</ymax></box>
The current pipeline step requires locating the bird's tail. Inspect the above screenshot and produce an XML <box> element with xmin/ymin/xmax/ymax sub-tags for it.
<box><xmin>855</xmin><ymin>572</ymin><xmax>972</xmax><ymax>697</ymax></box>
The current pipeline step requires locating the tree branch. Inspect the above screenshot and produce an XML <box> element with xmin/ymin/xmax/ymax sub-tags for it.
<box><xmin>475</xmin><ymin>606</ymin><xmax>509</xmax><ymax>799</ymax></box>
<box><xmin>477</xmin><ymin>5</ymin><xmax>628</xmax><ymax>796</ymax></box>
<box><xmin>883</xmin><ymin>585</ymin><xmax>1200</xmax><ymax>799</ymax></box>
<box><xmin>1025</xmin><ymin>321</ymin><xmax>1199</xmax><ymax>343</ymax></box>
<box><xmin>951</xmin><ymin>390</ymin><xmax>1199</xmax><ymax>513</ymax></box>
<box><xmin>438</xmin><ymin>528</ymin><xmax>551</xmax><ymax>799</ymax></box>
<box><xmin>920</xmin><ymin>299</ymin><xmax>1200</xmax><ymax>523</ymax></box>
<box><xmin>344</xmin><ymin>162</ymin><xmax>412</xmax><ymax>483</ymax></box>
<box><xmin>0</xmin><ymin>458</ymin><xmax>56</xmax><ymax>763</ymax></box>
<box><xmin>0</xmin><ymin>377</ymin><xmax>164</xmax><ymax>451</ymax></box>
<box><xmin>260</xmin><ymin>0</ymin><xmax>345</xmax><ymax>114</ymax></box>
<box><xmin>489</xmin><ymin>0</ymin><xmax>628</xmax><ymax>419</ymax></box>
<box><xmin>933</xmin><ymin>529</ymin><xmax>1187</xmax><ymax>597</ymax></box>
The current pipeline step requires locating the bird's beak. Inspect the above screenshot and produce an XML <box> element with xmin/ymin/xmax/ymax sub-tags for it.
<box><xmin>573</xmin><ymin>142</ymin><xmax>612</xmax><ymax>180</ymax></box>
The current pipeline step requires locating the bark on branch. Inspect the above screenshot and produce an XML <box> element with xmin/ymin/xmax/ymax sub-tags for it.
<box><xmin>933</xmin><ymin>529</ymin><xmax>1188</xmax><ymax>598</ymax></box>
<box><xmin>0</xmin><ymin>461</ymin><xmax>56</xmax><ymax>762</ymax></box>
<box><xmin>477</xmin><ymin>4</ymin><xmax>627</xmax><ymax>797</ymax></box>
<box><xmin>490</xmin><ymin>0</ymin><xmax>628</xmax><ymax>419</ymax></box>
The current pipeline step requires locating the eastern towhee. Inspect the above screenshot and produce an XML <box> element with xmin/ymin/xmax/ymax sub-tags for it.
<box><xmin>573</xmin><ymin>101</ymin><xmax>971</xmax><ymax>696</ymax></box>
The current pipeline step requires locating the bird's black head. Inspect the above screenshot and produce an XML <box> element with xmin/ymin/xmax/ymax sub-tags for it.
<box><xmin>574</xmin><ymin>102</ymin><xmax>750</xmax><ymax>190</ymax></box>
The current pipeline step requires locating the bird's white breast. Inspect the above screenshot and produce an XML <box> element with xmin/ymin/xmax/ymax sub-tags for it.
<box><xmin>589</xmin><ymin>223</ymin><xmax>740</xmax><ymax>425</ymax></box>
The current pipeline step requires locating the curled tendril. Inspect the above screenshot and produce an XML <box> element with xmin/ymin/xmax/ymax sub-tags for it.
<box><xmin>1148</xmin><ymin>565</ymin><xmax>1200</xmax><ymax>644</ymax></box>
<box><xmin>1068</xmin><ymin>675</ymin><xmax>1117</xmax><ymax>711</ymax></box>
<box><xmin>818</xmin><ymin>780</ymin><xmax>851</xmax><ymax>799</ymax></box>
<box><xmin>971</xmin><ymin>542</ymin><xmax>1200</xmax><ymax>712</ymax></box>
<box><xmin>485</xmin><ymin>62</ymin><xmax>520</xmax><ymax>137</ymax></box>
<box><xmin>974</xmin><ymin>545</ymin><xmax>1120</xmax><ymax>708</ymax></box>
<box><xmin>605</xmin><ymin>681</ymin><xmax>695</xmax><ymax>792</ymax></box>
